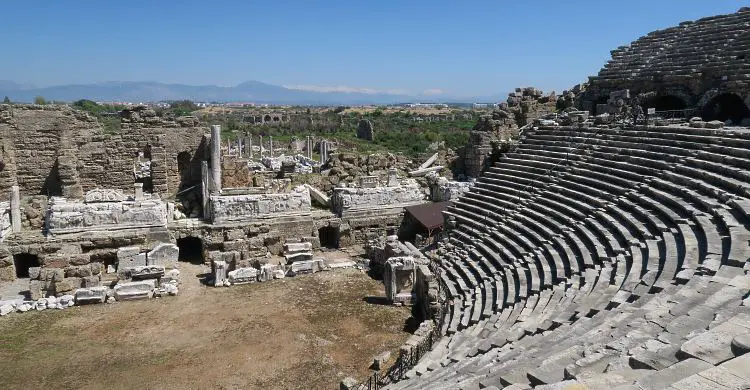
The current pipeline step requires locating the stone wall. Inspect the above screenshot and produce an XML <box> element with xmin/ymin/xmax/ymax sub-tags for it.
<box><xmin>207</xmin><ymin>186</ymin><xmax>311</xmax><ymax>224</ymax></box>
<box><xmin>330</xmin><ymin>180</ymin><xmax>425</xmax><ymax>216</ymax></box>
<box><xmin>0</xmin><ymin>104</ymin><xmax>207</xmax><ymax>203</ymax></box>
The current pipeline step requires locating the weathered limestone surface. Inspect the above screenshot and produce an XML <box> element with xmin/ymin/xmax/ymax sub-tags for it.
<box><xmin>330</xmin><ymin>180</ymin><xmax>424</xmax><ymax>216</ymax></box>
<box><xmin>426</xmin><ymin>173</ymin><xmax>473</xmax><ymax>202</ymax></box>
<box><xmin>147</xmin><ymin>243</ymin><xmax>179</xmax><ymax>268</ymax></box>
<box><xmin>113</xmin><ymin>280</ymin><xmax>155</xmax><ymax>301</ymax></box>
<box><xmin>0</xmin><ymin>104</ymin><xmax>206</xmax><ymax>203</ymax></box>
<box><xmin>0</xmin><ymin>201</ymin><xmax>10</xmax><ymax>242</ymax></box>
<box><xmin>384</xmin><ymin>256</ymin><xmax>417</xmax><ymax>304</ymax></box>
<box><xmin>208</xmin><ymin>185</ymin><xmax>311</xmax><ymax>223</ymax></box>
<box><xmin>47</xmin><ymin>194</ymin><xmax>168</xmax><ymax>234</ymax></box>
<box><xmin>74</xmin><ymin>286</ymin><xmax>107</xmax><ymax>304</ymax></box>
<box><xmin>227</xmin><ymin>267</ymin><xmax>258</xmax><ymax>284</ymax></box>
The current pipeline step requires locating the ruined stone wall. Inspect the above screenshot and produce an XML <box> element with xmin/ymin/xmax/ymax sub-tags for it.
<box><xmin>0</xmin><ymin>104</ymin><xmax>207</xmax><ymax>203</ymax></box>
<box><xmin>330</xmin><ymin>180</ymin><xmax>425</xmax><ymax>216</ymax></box>
<box><xmin>208</xmin><ymin>186</ymin><xmax>311</xmax><ymax>223</ymax></box>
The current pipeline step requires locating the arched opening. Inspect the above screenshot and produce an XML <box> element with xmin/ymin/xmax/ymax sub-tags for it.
<box><xmin>13</xmin><ymin>253</ymin><xmax>39</xmax><ymax>278</ymax></box>
<box><xmin>272</xmin><ymin>116</ymin><xmax>280</xmax><ymax>122</ymax></box>
<box><xmin>318</xmin><ymin>226</ymin><xmax>339</xmax><ymax>249</ymax></box>
<box><xmin>263</xmin><ymin>115</ymin><xmax>272</xmax><ymax>123</ymax></box>
<box><xmin>176</xmin><ymin>237</ymin><xmax>204</xmax><ymax>264</ymax></box>
<box><xmin>702</xmin><ymin>93</ymin><xmax>750</xmax><ymax>124</ymax></box>
<box><xmin>641</xmin><ymin>95</ymin><xmax>687</xmax><ymax>111</ymax></box>
<box><xmin>176</xmin><ymin>151</ymin><xmax>192</xmax><ymax>190</ymax></box>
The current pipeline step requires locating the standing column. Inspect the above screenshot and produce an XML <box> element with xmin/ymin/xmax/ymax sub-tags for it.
<box><xmin>248</xmin><ymin>136</ymin><xmax>253</xmax><ymax>159</ymax></box>
<box><xmin>307</xmin><ymin>136</ymin><xmax>313</xmax><ymax>159</ymax></box>
<box><xmin>10</xmin><ymin>185</ymin><xmax>20</xmax><ymax>233</ymax></box>
<box><xmin>269</xmin><ymin>136</ymin><xmax>274</xmax><ymax>158</ymax></box>
<box><xmin>259</xmin><ymin>135</ymin><xmax>263</xmax><ymax>158</ymax></box>
<box><xmin>210</xmin><ymin>125</ymin><xmax>222</xmax><ymax>193</ymax></box>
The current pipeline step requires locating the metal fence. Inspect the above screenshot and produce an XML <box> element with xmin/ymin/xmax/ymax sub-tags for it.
<box><xmin>354</xmin><ymin>260</ymin><xmax>448</xmax><ymax>390</ymax></box>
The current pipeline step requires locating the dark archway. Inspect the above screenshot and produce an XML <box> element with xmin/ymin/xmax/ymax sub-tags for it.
<box><xmin>642</xmin><ymin>95</ymin><xmax>687</xmax><ymax>111</ymax></box>
<box><xmin>177</xmin><ymin>237</ymin><xmax>204</xmax><ymax>264</ymax></box>
<box><xmin>13</xmin><ymin>253</ymin><xmax>39</xmax><ymax>278</ymax></box>
<box><xmin>702</xmin><ymin>93</ymin><xmax>750</xmax><ymax>124</ymax></box>
<box><xmin>264</xmin><ymin>115</ymin><xmax>272</xmax><ymax>123</ymax></box>
<box><xmin>593</xmin><ymin>96</ymin><xmax>609</xmax><ymax>115</ymax></box>
<box><xmin>318</xmin><ymin>226</ymin><xmax>339</xmax><ymax>249</ymax></box>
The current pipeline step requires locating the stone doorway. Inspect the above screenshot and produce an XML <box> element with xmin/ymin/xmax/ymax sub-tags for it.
<box><xmin>642</xmin><ymin>95</ymin><xmax>687</xmax><ymax>111</ymax></box>
<box><xmin>13</xmin><ymin>253</ymin><xmax>39</xmax><ymax>279</ymax></box>
<box><xmin>318</xmin><ymin>226</ymin><xmax>339</xmax><ymax>249</ymax></box>
<box><xmin>177</xmin><ymin>237</ymin><xmax>204</xmax><ymax>265</ymax></box>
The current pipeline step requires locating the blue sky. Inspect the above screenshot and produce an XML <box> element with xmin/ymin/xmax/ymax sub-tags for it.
<box><xmin>1</xmin><ymin>0</ymin><xmax>745</xmax><ymax>98</ymax></box>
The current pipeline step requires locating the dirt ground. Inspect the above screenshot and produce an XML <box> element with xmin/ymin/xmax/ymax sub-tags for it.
<box><xmin>0</xmin><ymin>265</ymin><xmax>412</xmax><ymax>390</ymax></box>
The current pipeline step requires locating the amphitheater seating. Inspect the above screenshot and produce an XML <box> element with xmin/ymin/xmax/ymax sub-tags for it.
<box><xmin>388</xmin><ymin>125</ymin><xmax>750</xmax><ymax>389</ymax></box>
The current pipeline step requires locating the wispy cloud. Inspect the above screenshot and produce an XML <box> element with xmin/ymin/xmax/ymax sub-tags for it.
<box><xmin>283</xmin><ymin>84</ymin><xmax>408</xmax><ymax>95</ymax></box>
<box><xmin>422</xmin><ymin>88</ymin><xmax>443</xmax><ymax>96</ymax></box>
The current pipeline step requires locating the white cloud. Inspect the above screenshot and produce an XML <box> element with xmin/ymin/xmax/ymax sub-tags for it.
<box><xmin>283</xmin><ymin>84</ymin><xmax>407</xmax><ymax>95</ymax></box>
<box><xmin>422</xmin><ymin>88</ymin><xmax>443</xmax><ymax>96</ymax></box>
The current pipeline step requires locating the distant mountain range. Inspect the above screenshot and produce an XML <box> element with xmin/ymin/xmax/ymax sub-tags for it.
<box><xmin>0</xmin><ymin>80</ymin><xmax>504</xmax><ymax>105</ymax></box>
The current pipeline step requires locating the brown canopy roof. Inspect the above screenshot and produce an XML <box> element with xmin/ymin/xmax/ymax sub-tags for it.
<box><xmin>404</xmin><ymin>201</ymin><xmax>452</xmax><ymax>231</ymax></box>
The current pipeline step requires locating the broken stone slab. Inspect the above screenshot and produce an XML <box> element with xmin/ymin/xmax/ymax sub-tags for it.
<box><xmin>287</xmin><ymin>259</ymin><xmax>325</xmax><ymax>276</ymax></box>
<box><xmin>161</xmin><ymin>269</ymin><xmax>180</xmax><ymax>285</ymax></box>
<box><xmin>258</xmin><ymin>264</ymin><xmax>280</xmax><ymax>282</ymax></box>
<box><xmin>116</xmin><ymin>246</ymin><xmax>146</xmax><ymax>268</ymax></box>
<box><xmin>284</xmin><ymin>242</ymin><xmax>313</xmax><ymax>253</ymax></box>
<box><xmin>305</xmin><ymin>184</ymin><xmax>330</xmax><ymax>207</ymax></box>
<box><xmin>409</xmin><ymin>165</ymin><xmax>444</xmax><ymax>177</ymax></box>
<box><xmin>127</xmin><ymin>265</ymin><xmax>166</xmax><ymax>281</ymax></box>
<box><xmin>74</xmin><ymin>286</ymin><xmax>108</xmax><ymax>304</ymax></box>
<box><xmin>162</xmin><ymin>283</ymin><xmax>179</xmax><ymax>296</ymax></box>
<box><xmin>59</xmin><ymin>294</ymin><xmax>75</xmax><ymax>307</ymax></box>
<box><xmin>284</xmin><ymin>251</ymin><xmax>313</xmax><ymax>263</ymax></box>
<box><xmin>730</xmin><ymin>333</ymin><xmax>750</xmax><ymax>355</ymax></box>
<box><xmin>329</xmin><ymin>261</ymin><xmax>357</xmax><ymax>270</ymax></box>
<box><xmin>228</xmin><ymin>267</ymin><xmax>259</xmax><ymax>285</ymax></box>
<box><xmin>0</xmin><ymin>304</ymin><xmax>13</xmax><ymax>316</ymax></box>
<box><xmin>147</xmin><ymin>243</ymin><xmax>179</xmax><ymax>268</ymax></box>
<box><xmin>114</xmin><ymin>280</ymin><xmax>155</xmax><ymax>301</ymax></box>
<box><xmin>418</xmin><ymin>152</ymin><xmax>439</xmax><ymax>171</ymax></box>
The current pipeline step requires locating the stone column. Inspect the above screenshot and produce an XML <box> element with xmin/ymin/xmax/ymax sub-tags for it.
<box><xmin>10</xmin><ymin>185</ymin><xmax>20</xmax><ymax>233</ymax></box>
<box><xmin>210</xmin><ymin>125</ymin><xmax>222</xmax><ymax>193</ymax></box>
<box><xmin>269</xmin><ymin>136</ymin><xmax>274</xmax><ymax>158</ymax></box>
<box><xmin>134</xmin><ymin>182</ymin><xmax>144</xmax><ymax>201</ymax></box>
<box><xmin>248</xmin><ymin>136</ymin><xmax>253</xmax><ymax>159</ymax></box>
<box><xmin>259</xmin><ymin>135</ymin><xmax>263</xmax><ymax>158</ymax></box>
<box><xmin>226</xmin><ymin>139</ymin><xmax>231</xmax><ymax>156</ymax></box>
<box><xmin>307</xmin><ymin>136</ymin><xmax>313</xmax><ymax>160</ymax></box>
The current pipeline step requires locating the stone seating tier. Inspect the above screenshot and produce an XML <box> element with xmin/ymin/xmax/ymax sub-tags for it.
<box><xmin>388</xmin><ymin>124</ymin><xmax>750</xmax><ymax>389</ymax></box>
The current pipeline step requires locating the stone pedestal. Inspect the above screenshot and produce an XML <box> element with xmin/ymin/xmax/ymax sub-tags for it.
<box><xmin>134</xmin><ymin>182</ymin><xmax>144</xmax><ymax>201</ymax></box>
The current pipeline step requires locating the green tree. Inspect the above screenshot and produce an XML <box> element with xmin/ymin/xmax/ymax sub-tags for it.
<box><xmin>2</xmin><ymin>96</ymin><xmax>10</xmax><ymax>104</ymax></box>
<box><xmin>168</xmin><ymin>100</ymin><xmax>198</xmax><ymax>116</ymax></box>
<box><xmin>34</xmin><ymin>96</ymin><xmax>47</xmax><ymax>105</ymax></box>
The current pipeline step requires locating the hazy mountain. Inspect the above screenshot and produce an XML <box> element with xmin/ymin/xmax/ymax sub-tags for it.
<box><xmin>0</xmin><ymin>80</ymin><xmax>480</xmax><ymax>105</ymax></box>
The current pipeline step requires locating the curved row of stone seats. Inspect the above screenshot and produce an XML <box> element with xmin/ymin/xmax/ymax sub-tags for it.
<box><xmin>593</xmin><ymin>10</ymin><xmax>750</xmax><ymax>82</ymax></box>
<box><xmin>387</xmin><ymin>125</ymin><xmax>750</xmax><ymax>389</ymax></box>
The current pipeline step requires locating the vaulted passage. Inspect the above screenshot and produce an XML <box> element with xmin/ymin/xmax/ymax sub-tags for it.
<box><xmin>702</xmin><ymin>93</ymin><xmax>750</xmax><ymax>124</ymax></box>
<box><xmin>318</xmin><ymin>226</ymin><xmax>339</xmax><ymax>249</ymax></box>
<box><xmin>642</xmin><ymin>95</ymin><xmax>687</xmax><ymax>111</ymax></box>
<box><xmin>13</xmin><ymin>253</ymin><xmax>39</xmax><ymax>278</ymax></box>
<box><xmin>177</xmin><ymin>237</ymin><xmax>204</xmax><ymax>264</ymax></box>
